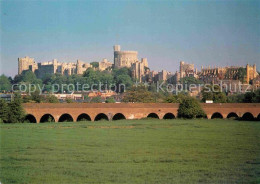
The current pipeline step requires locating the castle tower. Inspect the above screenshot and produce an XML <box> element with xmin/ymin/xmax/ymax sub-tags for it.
<box><xmin>53</xmin><ymin>59</ymin><xmax>58</xmax><ymax>73</ymax></box>
<box><xmin>18</xmin><ymin>56</ymin><xmax>37</xmax><ymax>74</ymax></box>
<box><xmin>76</xmin><ymin>60</ymin><xmax>83</xmax><ymax>74</ymax></box>
<box><xmin>113</xmin><ymin>45</ymin><xmax>121</xmax><ymax>52</ymax></box>
<box><xmin>114</xmin><ymin>45</ymin><xmax>138</xmax><ymax>68</ymax></box>
<box><xmin>141</xmin><ymin>58</ymin><xmax>148</xmax><ymax>68</ymax></box>
<box><xmin>180</xmin><ymin>61</ymin><xmax>185</xmax><ymax>78</ymax></box>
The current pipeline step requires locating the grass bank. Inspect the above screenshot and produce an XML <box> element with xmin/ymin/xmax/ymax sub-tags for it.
<box><xmin>0</xmin><ymin>119</ymin><xmax>260</xmax><ymax>183</ymax></box>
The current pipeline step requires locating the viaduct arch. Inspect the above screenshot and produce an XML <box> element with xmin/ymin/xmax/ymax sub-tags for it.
<box><xmin>23</xmin><ymin>103</ymin><xmax>260</xmax><ymax>123</ymax></box>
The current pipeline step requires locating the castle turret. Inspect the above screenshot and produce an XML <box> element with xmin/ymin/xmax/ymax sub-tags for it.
<box><xmin>114</xmin><ymin>45</ymin><xmax>138</xmax><ymax>68</ymax></box>
<box><xmin>18</xmin><ymin>56</ymin><xmax>37</xmax><ymax>74</ymax></box>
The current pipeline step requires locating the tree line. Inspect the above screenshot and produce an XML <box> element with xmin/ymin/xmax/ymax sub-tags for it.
<box><xmin>0</xmin><ymin>91</ymin><xmax>206</xmax><ymax>123</ymax></box>
<box><xmin>0</xmin><ymin>68</ymin><xmax>259</xmax><ymax>103</ymax></box>
<box><xmin>1</xmin><ymin>85</ymin><xmax>259</xmax><ymax>123</ymax></box>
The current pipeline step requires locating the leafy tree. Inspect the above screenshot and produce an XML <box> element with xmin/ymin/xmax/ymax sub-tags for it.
<box><xmin>83</xmin><ymin>95</ymin><xmax>91</xmax><ymax>103</ymax></box>
<box><xmin>30</xmin><ymin>91</ymin><xmax>42</xmax><ymax>103</ymax></box>
<box><xmin>179</xmin><ymin>76</ymin><xmax>202</xmax><ymax>90</ymax></box>
<box><xmin>202</xmin><ymin>85</ymin><xmax>227</xmax><ymax>103</ymax></box>
<box><xmin>227</xmin><ymin>94</ymin><xmax>244</xmax><ymax>103</ymax></box>
<box><xmin>112</xmin><ymin>67</ymin><xmax>133</xmax><ymax>92</ymax></box>
<box><xmin>164</xmin><ymin>93</ymin><xmax>187</xmax><ymax>103</ymax></box>
<box><xmin>45</xmin><ymin>95</ymin><xmax>59</xmax><ymax>103</ymax></box>
<box><xmin>65</xmin><ymin>98</ymin><xmax>73</xmax><ymax>103</ymax></box>
<box><xmin>105</xmin><ymin>97</ymin><xmax>116</xmax><ymax>103</ymax></box>
<box><xmin>178</xmin><ymin>97</ymin><xmax>206</xmax><ymax>119</ymax></box>
<box><xmin>23</xmin><ymin>92</ymin><xmax>43</xmax><ymax>103</ymax></box>
<box><xmin>23</xmin><ymin>95</ymin><xmax>32</xmax><ymax>103</ymax></box>
<box><xmin>164</xmin><ymin>95</ymin><xmax>178</xmax><ymax>103</ymax></box>
<box><xmin>90</xmin><ymin>62</ymin><xmax>99</xmax><ymax>68</ymax></box>
<box><xmin>0</xmin><ymin>99</ymin><xmax>9</xmax><ymax>123</ymax></box>
<box><xmin>90</xmin><ymin>96</ymin><xmax>102</xmax><ymax>103</ymax></box>
<box><xmin>0</xmin><ymin>74</ymin><xmax>11</xmax><ymax>92</ymax></box>
<box><xmin>213</xmin><ymin>92</ymin><xmax>227</xmax><ymax>103</ymax></box>
<box><xmin>243</xmin><ymin>92</ymin><xmax>256</xmax><ymax>103</ymax></box>
<box><xmin>252</xmin><ymin>89</ymin><xmax>260</xmax><ymax>103</ymax></box>
<box><xmin>234</xmin><ymin>68</ymin><xmax>247</xmax><ymax>83</ymax></box>
<box><xmin>8</xmin><ymin>93</ymin><xmax>25</xmax><ymax>123</ymax></box>
<box><xmin>122</xmin><ymin>85</ymin><xmax>155</xmax><ymax>103</ymax></box>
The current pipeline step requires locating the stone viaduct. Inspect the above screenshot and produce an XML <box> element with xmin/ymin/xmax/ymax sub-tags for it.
<box><xmin>23</xmin><ymin>103</ymin><xmax>260</xmax><ymax>123</ymax></box>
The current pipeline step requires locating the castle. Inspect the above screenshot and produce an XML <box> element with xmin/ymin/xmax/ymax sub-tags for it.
<box><xmin>18</xmin><ymin>45</ymin><xmax>149</xmax><ymax>82</ymax></box>
<box><xmin>18</xmin><ymin>45</ymin><xmax>258</xmax><ymax>85</ymax></box>
<box><xmin>18</xmin><ymin>56</ymin><xmax>113</xmax><ymax>78</ymax></box>
<box><xmin>113</xmin><ymin>45</ymin><xmax>149</xmax><ymax>82</ymax></box>
<box><xmin>174</xmin><ymin>61</ymin><xmax>258</xmax><ymax>84</ymax></box>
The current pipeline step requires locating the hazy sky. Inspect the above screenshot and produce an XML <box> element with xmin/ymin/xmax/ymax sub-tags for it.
<box><xmin>1</xmin><ymin>0</ymin><xmax>259</xmax><ymax>77</ymax></box>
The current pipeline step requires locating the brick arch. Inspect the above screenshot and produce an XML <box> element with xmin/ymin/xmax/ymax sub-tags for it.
<box><xmin>40</xmin><ymin>114</ymin><xmax>55</xmax><ymax>123</ymax></box>
<box><xmin>163</xmin><ymin>113</ymin><xmax>175</xmax><ymax>119</ymax></box>
<box><xmin>22</xmin><ymin>103</ymin><xmax>260</xmax><ymax>123</ymax></box>
<box><xmin>241</xmin><ymin>112</ymin><xmax>255</xmax><ymax>121</ymax></box>
<box><xmin>24</xmin><ymin>114</ymin><xmax>37</xmax><ymax>123</ymax></box>
<box><xmin>112</xmin><ymin>113</ymin><xmax>126</xmax><ymax>120</ymax></box>
<box><xmin>94</xmin><ymin>113</ymin><xmax>109</xmax><ymax>121</ymax></box>
<box><xmin>211</xmin><ymin>112</ymin><xmax>223</xmax><ymax>119</ymax></box>
<box><xmin>77</xmin><ymin>113</ymin><xmax>91</xmax><ymax>121</ymax></box>
<box><xmin>227</xmin><ymin>112</ymin><xmax>239</xmax><ymax>119</ymax></box>
<box><xmin>147</xmin><ymin>113</ymin><xmax>159</xmax><ymax>119</ymax></box>
<box><xmin>58</xmin><ymin>113</ymin><xmax>74</xmax><ymax>122</ymax></box>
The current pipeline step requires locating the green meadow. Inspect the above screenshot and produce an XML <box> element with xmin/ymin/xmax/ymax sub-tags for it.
<box><xmin>0</xmin><ymin>119</ymin><xmax>260</xmax><ymax>184</ymax></box>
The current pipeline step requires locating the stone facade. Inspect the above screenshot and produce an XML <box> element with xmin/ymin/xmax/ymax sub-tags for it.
<box><xmin>246</xmin><ymin>64</ymin><xmax>258</xmax><ymax>84</ymax></box>
<box><xmin>18</xmin><ymin>57</ymin><xmax>97</xmax><ymax>77</ymax></box>
<box><xmin>131</xmin><ymin>58</ymin><xmax>149</xmax><ymax>82</ymax></box>
<box><xmin>114</xmin><ymin>45</ymin><xmax>149</xmax><ymax>82</ymax></box>
<box><xmin>18</xmin><ymin>56</ymin><xmax>38</xmax><ymax>74</ymax></box>
<box><xmin>180</xmin><ymin>61</ymin><xmax>195</xmax><ymax>78</ymax></box>
<box><xmin>172</xmin><ymin>61</ymin><xmax>197</xmax><ymax>83</ymax></box>
<box><xmin>99</xmin><ymin>59</ymin><xmax>113</xmax><ymax>71</ymax></box>
<box><xmin>199</xmin><ymin>64</ymin><xmax>258</xmax><ymax>84</ymax></box>
<box><xmin>157</xmin><ymin>70</ymin><xmax>173</xmax><ymax>81</ymax></box>
<box><xmin>114</xmin><ymin>45</ymin><xmax>139</xmax><ymax>68</ymax></box>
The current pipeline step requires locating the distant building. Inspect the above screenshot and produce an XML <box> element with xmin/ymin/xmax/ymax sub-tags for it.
<box><xmin>18</xmin><ymin>57</ymin><xmax>92</xmax><ymax>77</ymax></box>
<box><xmin>199</xmin><ymin>64</ymin><xmax>258</xmax><ymax>84</ymax></box>
<box><xmin>99</xmin><ymin>59</ymin><xmax>113</xmax><ymax>71</ymax></box>
<box><xmin>18</xmin><ymin>56</ymin><xmax>38</xmax><ymax>74</ymax></box>
<box><xmin>113</xmin><ymin>45</ymin><xmax>149</xmax><ymax>82</ymax></box>
<box><xmin>180</xmin><ymin>61</ymin><xmax>196</xmax><ymax>78</ymax></box>
<box><xmin>172</xmin><ymin>61</ymin><xmax>198</xmax><ymax>84</ymax></box>
<box><xmin>114</xmin><ymin>45</ymin><xmax>139</xmax><ymax>68</ymax></box>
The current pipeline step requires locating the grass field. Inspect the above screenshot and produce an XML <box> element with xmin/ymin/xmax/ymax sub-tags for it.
<box><xmin>0</xmin><ymin>119</ymin><xmax>260</xmax><ymax>184</ymax></box>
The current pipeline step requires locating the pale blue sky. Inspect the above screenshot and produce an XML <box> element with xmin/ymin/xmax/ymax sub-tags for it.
<box><xmin>1</xmin><ymin>0</ymin><xmax>259</xmax><ymax>76</ymax></box>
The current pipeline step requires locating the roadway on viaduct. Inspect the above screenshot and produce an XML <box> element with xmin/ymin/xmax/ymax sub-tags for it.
<box><xmin>23</xmin><ymin>103</ymin><xmax>260</xmax><ymax>123</ymax></box>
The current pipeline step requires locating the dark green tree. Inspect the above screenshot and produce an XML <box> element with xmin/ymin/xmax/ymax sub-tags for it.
<box><xmin>65</xmin><ymin>98</ymin><xmax>73</xmax><ymax>103</ymax></box>
<box><xmin>90</xmin><ymin>96</ymin><xmax>102</xmax><ymax>103</ymax></box>
<box><xmin>234</xmin><ymin>68</ymin><xmax>247</xmax><ymax>83</ymax></box>
<box><xmin>202</xmin><ymin>85</ymin><xmax>227</xmax><ymax>103</ymax></box>
<box><xmin>0</xmin><ymin>99</ymin><xmax>9</xmax><ymax>123</ymax></box>
<box><xmin>0</xmin><ymin>75</ymin><xmax>12</xmax><ymax>92</ymax></box>
<box><xmin>8</xmin><ymin>93</ymin><xmax>25</xmax><ymax>123</ymax></box>
<box><xmin>31</xmin><ymin>91</ymin><xmax>42</xmax><ymax>103</ymax></box>
<box><xmin>178</xmin><ymin>97</ymin><xmax>206</xmax><ymax>119</ymax></box>
<box><xmin>105</xmin><ymin>97</ymin><xmax>116</xmax><ymax>103</ymax></box>
<box><xmin>243</xmin><ymin>92</ymin><xmax>256</xmax><ymax>103</ymax></box>
<box><xmin>90</xmin><ymin>62</ymin><xmax>99</xmax><ymax>68</ymax></box>
<box><xmin>122</xmin><ymin>85</ymin><xmax>155</xmax><ymax>103</ymax></box>
<box><xmin>179</xmin><ymin>76</ymin><xmax>202</xmax><ymax>90</ymax></box>
<box><xmin>45</xmin><ymin>95</ymin><xmax>59</xmax><ymax>103</ymax></box>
